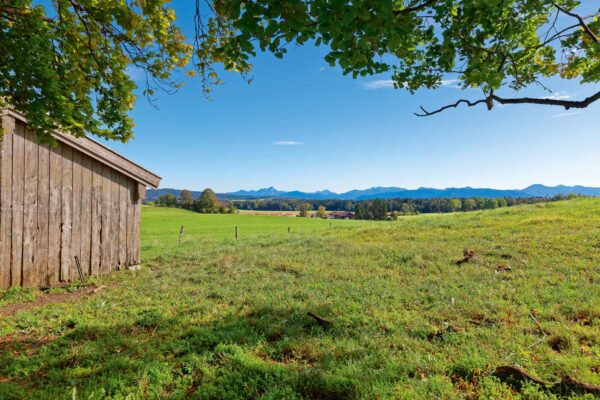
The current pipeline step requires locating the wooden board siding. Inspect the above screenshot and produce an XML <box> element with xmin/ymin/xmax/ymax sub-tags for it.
<box><xmin>60</xmin><ymin>145</ymin><xmax>73</xmax><ymax>282</ymax></box>
<box><xmin>11</xmin><ymin>122</ymin><xmax>25</xmax><ymax>287</ymax></box>
<box><xmin>22</xmin><ymin>128</ymin><xmax>38</xmax><ymax>287</ymax></box>
<box><xmin>36</xmin><ymin>142</ymin><xmax>50</xmax><ymax>287</ymax></box>
<box><xmin>101</xmin><ymin>164</ymin><xmax>112</xmax><ymax>275</ymax></box>
<box><xmin>90</xmin><ymin>160</ymin><xmax>102</xmax><ymax>278</ymax></box>
<box><xmin>79</xmin><ymin>155</ymin><xmax>92</xmax><ymax>277</ymax></box>
<box><xmin>71</xmin><ymin>150</ymin><xmax>82</xmax><ymax>281</ymax></box>
<box><xmin>118</xmin><ymin>174</ymin><xmax>128</xmax><ymax>267</ymax></box>
<box><xmin>0</xmin><ymin>117</ymin><xmax>147</xmax><ymax>289</ymax></box>
<box><xmin>0</xmin><ymin>115</ymin><xmax>15</xmax><ymax>288</ymax></box>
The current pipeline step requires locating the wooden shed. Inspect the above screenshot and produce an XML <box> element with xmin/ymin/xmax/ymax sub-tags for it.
<box><xmin>0</xmin><ymin>110</ymin><xmax>161</xmax><ymax>289</ymax></box>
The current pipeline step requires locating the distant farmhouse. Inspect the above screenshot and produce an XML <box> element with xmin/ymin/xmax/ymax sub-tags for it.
<box><xmin>0</xmin><ymin>110</ymin><xmax>161</xmax><ymax>288</ymax></box>
<box><xmin>329</xmin><ymin>211</ymin><xmax>355</xmax><ymax>220</ymax></box>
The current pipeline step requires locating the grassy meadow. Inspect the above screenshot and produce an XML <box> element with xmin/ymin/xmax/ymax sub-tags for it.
<box><xmin>0</xmin><ymin>199</ymin><xmax>599</xmax><ymax>399</ymax></box>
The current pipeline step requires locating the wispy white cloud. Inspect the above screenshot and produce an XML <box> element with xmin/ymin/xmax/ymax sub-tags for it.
<box><xmin>441</xmin><ymin>79</ymin><xmax>462</xmax><ymax>89</ymax></box>
<box><xmin>273</xmin><ymin>140</ymin><xmax>304</xmax><ymax>146</ymax></box>
<box><xmin>362</xmin><ymin>80</ymin><xmax>396</xmax><ymax>90</ymax></box>
<box><xmin>552</xmin><ymin>110</ymin><xmax>582</xmax><ymax>118</ymax></box>
<box><xmin>544</xmin><ymin>91</ymin><xmax>575</xmax><ymax>101</ymax></box>
<box><xmin>363</xmin><ymin>78</ymin><xmax>462</xmax><ymax>90</ymax></box>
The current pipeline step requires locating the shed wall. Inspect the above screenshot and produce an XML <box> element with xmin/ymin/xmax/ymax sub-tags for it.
<box><xmin>0</xmin><ymin>117</ymin><xmax>142</xmax><ymax>288</ymax></box>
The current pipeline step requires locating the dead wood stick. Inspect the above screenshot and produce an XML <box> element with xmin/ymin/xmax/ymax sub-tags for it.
<box><xmin>493</xmin><ymin>365</ymin><xmax>554</xmax><ymax>386</ymax></box>
<box><xmin>74</xmin><ymin>256</ymin><xmax>85</xmax><ymax>283</ymax></box>
<box><xmin>529</xmin><ymin>312</ymin><xmax>547</xmax><ymax>336</ymax></box>
<box><xmin>561</xmin><ymin>376</ymin><xmax>600</xmax><ymax>396</ymax></box>
<box><xmin>493</xmin><ymin>365</ymin><xmax>600</xmax><ymax>395</ymax></box>
<box><xmin>307</xmin><ymin>312</ymin><xmax>332</xmax><ymax>326</ymax></box>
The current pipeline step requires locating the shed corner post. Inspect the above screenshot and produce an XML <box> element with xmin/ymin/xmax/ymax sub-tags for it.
<box><xmin>0</xmin><ymin>113</ymin><xmax>15</xmax><ymax>289</ymax></box>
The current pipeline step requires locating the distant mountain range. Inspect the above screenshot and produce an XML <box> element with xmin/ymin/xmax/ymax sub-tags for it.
<box><xmin>146</xmin><ymin>184</ymin><xmax>600</xmax><ymax>202</ymax></box>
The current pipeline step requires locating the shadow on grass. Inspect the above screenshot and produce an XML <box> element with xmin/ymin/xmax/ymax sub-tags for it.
<box><xmin>0</xmin><ymin>305</ymin><xmax>361</xmax><ymax>399</ymax></box>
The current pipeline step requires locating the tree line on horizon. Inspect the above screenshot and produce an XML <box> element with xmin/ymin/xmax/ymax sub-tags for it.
<box><xmin>151</xmin><ymin>189</ymin><xmax>237</xmax><ymax>214</ymax></box>
<box><xmin>148</xmin><ymin>189</ymin><xmax>580</xmax><ymax>220</ymax></box>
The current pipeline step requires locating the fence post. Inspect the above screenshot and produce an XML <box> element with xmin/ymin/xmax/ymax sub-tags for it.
<box><xmin>179</xmin><ymin>225</ymin><xmax>184</xmax><ymax>243</ymax></box>
<box><xmin>235</xmin><ymin>226</ymin><xmax>238</xmax><ymax>241</ymax></box>
<box><xmin>288</xmin><ymin>226</ymin><xmax>291</xmax><ymax>234</ymax></box>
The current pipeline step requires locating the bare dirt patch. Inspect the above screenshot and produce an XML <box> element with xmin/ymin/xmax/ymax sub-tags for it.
<box><xmin>0</xmin><ymin>285</ymin><xmax>105</xmax><ymax>317</ymax></box>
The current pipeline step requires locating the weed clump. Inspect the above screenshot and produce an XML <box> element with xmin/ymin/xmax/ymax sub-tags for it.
<box><xmin>136</xmin><ymin>309</ymin><xmax>166</xmax><ymax>329</ymax></box>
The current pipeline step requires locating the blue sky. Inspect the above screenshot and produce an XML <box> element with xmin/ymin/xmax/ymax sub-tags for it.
<box><xmin>98</xmin><ymin>3</ymin><xmax>600</xmax><ymax>193</ymax></box>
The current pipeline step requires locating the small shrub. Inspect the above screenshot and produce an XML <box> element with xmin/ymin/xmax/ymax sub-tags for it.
<box><xmin>135</xmin><ymin>309</ymin><xmax>165</xmax><ymax>329</ymax></box>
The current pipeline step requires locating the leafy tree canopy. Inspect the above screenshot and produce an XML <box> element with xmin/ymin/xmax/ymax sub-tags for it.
<box><xmin>195</xmin><ymin>0</ymin><xmax>599</xmax><ymax>115</ymax></box>
<box><xmin>1</xmin><ymin>1</ymin><xmax>598</xmax><ymax>142</ymax></box>
<box><xmin>1</xmin><ymin>0</ymin><xmax>191</xmax><ymax>143</ymax></box>
<box><xmin>196</xmin><ymin>188</ymin><xmax>221</xmax><ymax>213</ymax></box>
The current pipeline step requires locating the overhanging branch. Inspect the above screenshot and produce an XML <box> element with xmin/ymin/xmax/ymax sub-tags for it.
<box><xmin>414</xmin><ymin>98</ymin><xmax>487</xmax><ymax>116</ymax></box>
<box><xmin>393</xmin><ymin>0</ymin><xmax>437</xmax><ymax>16</ymax></box>
<box><xmin>415</xmin><ymin>90</ymin><xmax>600</xmax><ymax>117</ymax></box>
<box><xmin>553</xmin><ymin>3</ymin><xmax>599</xmax><ymax>43</ymax></box>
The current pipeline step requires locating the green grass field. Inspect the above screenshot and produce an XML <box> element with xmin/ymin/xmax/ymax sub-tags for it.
<box><xmin>1</xmin><ymin>199</ymin><xmax>599</xmax><ymax>399</ymax></box>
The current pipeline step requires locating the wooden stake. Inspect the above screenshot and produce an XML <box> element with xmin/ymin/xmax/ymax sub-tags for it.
<box><xmin>235</xmin><ymin>226</ymin><xmax>238</xmax><ymax>240</ymax></box>
<box><xmin>288</xmin><ymin>226</ymin><xmax>291</xmax><ymax>234</ymax></box>
<box><xmin>74</xmin><ymin>256</ymin><xmax>85</xmax><ymax>283</ymax></box>
<box><xmin>179</xmin><ymin>225</ymin><xmax>184</xmax><ymax>243</ymax></box>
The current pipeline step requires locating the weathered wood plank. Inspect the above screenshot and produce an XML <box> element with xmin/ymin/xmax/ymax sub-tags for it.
<box><xmin>48</xmin><ymin>143</ymin><xmax>62</xmax><ymax>286</ymax></box>
<box><xmin>22</xmin><ymin>127</ymin><xmax>38</xmax><ymax>287</ymax></box>
<box><xmin>0</xmin><ymin>115</ymin><xmax>14</xmax><ymax>289</ymax></box>
<box><xmin>126</xmin><ymin>179</ymin><xmax>136</xmax><ymax>266</ymax></box>
<box><xmin>110</xmin><ymin>169</ymin><xmax>120</xmax><ymax>271</ymax></box>
<box><xmin>36</xmin><ymin>140</ymin><xmax>50</xmax><ymax>287</ymax></box>
<box><xmin>60</xmin><ymin>145</ymin><xmax>73</xmax><ymax>282</ymax></box>
<box><xmin>118</xmin><ymin>174</ymin><xmax>128</xmax><ymax>267</ymax></box>
<box><xmin>10</xmin><ymin>121</ymin><xmax>25</xmax><ymax>287</ymax></box>
<box><xmin>90</xmin><ymin>160</ymin><xmax>102</xmax><ymax>277</ymax></box>
<box><xmin>133</xmin><ymin>184</ymin><xmax>141</xmax><ymax>265</ymax></box>
<box><xmin>71</xmin><ymin>150</ymin><xmax>82</xmax><ymax>280</ymax></box>
<box><xmin>137</xmin><ymin>184</ymin><xmax>146</xmax><ymax>201</ymax></box>
<box><xmin>101</xmin><ymin>164</ymin><xmax>112</xmax><ymax>274</ymax></box>
<box><xmin>79</xmin><ymin>154</ymin><xmax>92</xmax><ymax>277</ymax></box>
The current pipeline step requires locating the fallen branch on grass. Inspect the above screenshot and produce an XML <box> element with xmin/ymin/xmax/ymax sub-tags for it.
<box><xmin>492</xmin><ymin>365</ymin><xmax>600</xmax><ymax>396</ymax></box>
<box><xmin>307</xmin><ymin>312</ymin><xmax>332</xmax><ymax>327</ymax></box>
<box><xmin>455</xmin><ymin>249</ymin><xmax>475</xmax><ymax>265</ymax></box>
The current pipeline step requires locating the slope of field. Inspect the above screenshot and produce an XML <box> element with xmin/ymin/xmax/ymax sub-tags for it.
<box><xmin>0</xmin><ymin>199</ymin><xmax>599</xmax><ymax>399</ymax></box>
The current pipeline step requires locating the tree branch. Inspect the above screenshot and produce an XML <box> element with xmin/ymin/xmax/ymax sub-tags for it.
<box><xmin>414</xmin><ymin>98</ymin><xmax>487</xmax><ymax>116</ymax></box>
<box><xmin>415</xmin><ymin>90</ymin><xmax>600</xmax><ymax>116</ymax></box>
<box><xmin>0</xmin><ymin>6</ymin><xmax>54</xmax><ymax>23</ymax></box>
<box><xmin>553</xmin><ymin>4</ymin><xmax>599</xmax><ymax>43</ymax></box>
<box><xmin>492</xmin><ymin>91</ymin><xmax>600</xmax><ymax>109</ymax></box>
<box><xmin>393</xmin><ymin>0</ymin><xmax>437</xmax><ymax>16</ymax></box>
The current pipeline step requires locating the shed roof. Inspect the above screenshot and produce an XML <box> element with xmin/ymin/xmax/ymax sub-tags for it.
<box><xmin>4</xmin><ymin>110</ymin><xmax>161</xmax><ymax>188</ymax></box>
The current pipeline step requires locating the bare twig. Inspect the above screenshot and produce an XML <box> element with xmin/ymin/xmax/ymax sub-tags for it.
<box><xmin>415</xmin><ymin>99</ymin><xmax>487</xmax><ymax>116</ymax></box>
<box><xmin>416</xmin><ymin>90</ymin><xmax>600</xmax><ymax>116</ymax></box>
<box><xmin>554</xmin><ymin>4</ymin><xmax>599</xmax><ymax>43</ymax></box>
<box><xmin>529</xmin><ymin>312</ymin><xmax>547</xmax><ymax>336</ymax></box>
